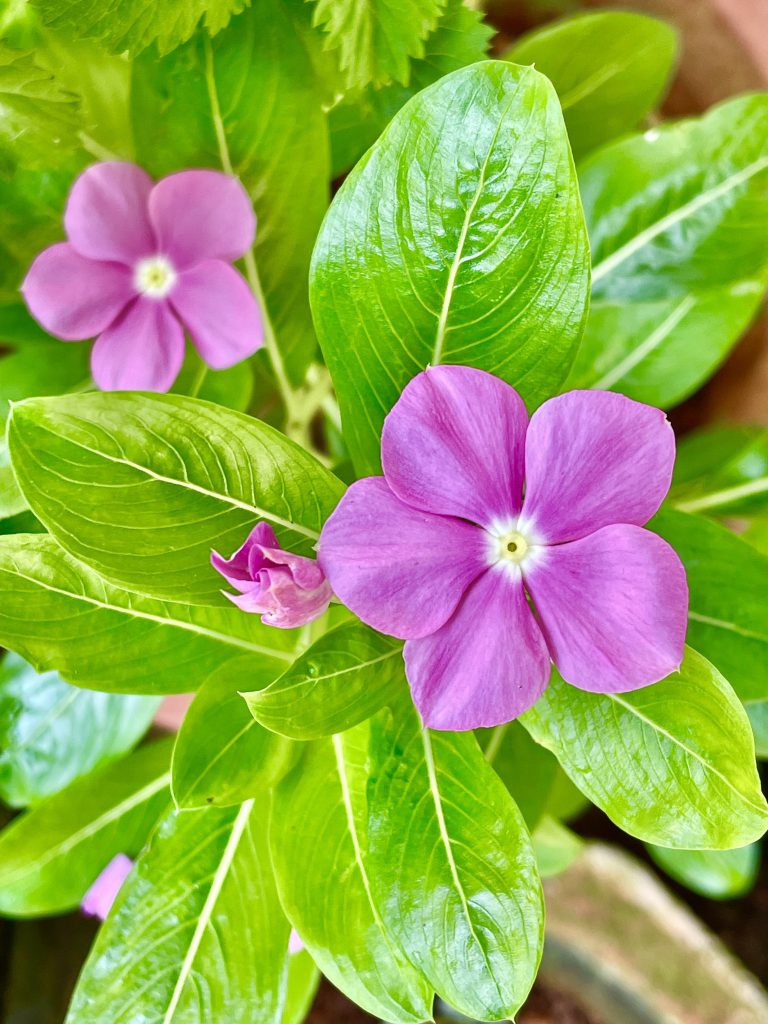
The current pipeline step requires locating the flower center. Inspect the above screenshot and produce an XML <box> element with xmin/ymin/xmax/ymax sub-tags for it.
<box><xmin>134</xmin><ymin>256</ymin><xmax>177</xmax><ymax>298</ymax></box>
<box><xmin>498</xmin><ymin>530</ymin><xmax>530</xmax><ymax>563</ymax></box>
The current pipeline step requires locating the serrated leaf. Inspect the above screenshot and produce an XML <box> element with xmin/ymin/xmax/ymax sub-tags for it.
<box><xmin>670</xmin><ymin>425</ymin><xmax>768</xmax><ymax>516</ymax></box>
<box><xmin>312</xmin><ymin>60</ymin><xmax>590</xmax><ymax>474</ymax></box>
<box><xmin>0</xmin><ymin>651</ymin><xmax>160</xmax><ymax>807</ymax></box>
<box><xmin>0</xmin><ymin>535</ymin><xmax>295</xmax><ymax>694</ymax></box>
<box><xmin>132</xmin><ymin>0</ymin><xmax>329</xmax><ymax>384</ymax></box>
<box><xmin>507</xmin><ymin>11</ymin><xmax>678</xmax><ymax>159</ymax></box>
<box><xmin>367</xmin><ymin>700</ymin><xmax>544</xmax><ymax>1021</ymax></box>
<box><xmin>310</xmin><ymin>0</ymin><xmax>444</xmax><ymax>90</ymax></box>
<box><xmin>30</xmin><ymin>0</ymin><xmax>249</xmax><ymax>56</ymax></box>
<box><xmin>271</xmin><ymin>729</ymin><xmax>435</xmax><ymax>1024</ymax></box>
<box><xmin>0</xmin><ymin>737</ymin><xmax>171</xmax><ymax>916</ymax></box>
<box><xmin>522</xmin><ymin>648</ymin><xmax>768</xmax><ymax>849</ymax></box>
<box><xmin>245</xmin><ymin>621</ymin><xmax>405</xmax><ymax>739</ymax></box>
<box><xmin>172</xmin><ymin>659</ymin><xmax>298</xmax><ymax>809</ymax></box>
<box><xmin>65</xmin><ymin>797</ymin><xmax>289</xmax><ymax>1024</ymax></box>
<box><xmin>8</xmin><ymin>392</ymin><xmax>344</xmax><ymax>603</ymax></box>
<box><xmin>647</xmin><ymin>843</ymin><xmax>760</xmax><ymax>900</ymax></box>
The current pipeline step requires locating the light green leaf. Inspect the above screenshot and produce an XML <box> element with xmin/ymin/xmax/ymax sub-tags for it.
<box><xmin>0</xmin><ymin>651</ymin><xmax>160</xmax><ymax>808</ymax></box>
<box><xmin>65</xmin><ymin>797</ymin><xmax>289</xmax><ymax>1023</ymax></box>
<box><xmin>0</xmin><ymin>737</ymin><xmax>171</xmax><ymax>916</ymax></box>
<box><xmin>282</xmin><ymin>950</ymin><xmax>320</xmax><ymax>1024</ymax></box>
<box><xmin>647</xmin><ymin>843</ymin><xmax>760</xmax><ymax>900</ymax></box>
<box><xmin>0</xmin><ymin>534</ymin><xmax>294</xmax><ymax>694</ymax></box>
<box><xmin>271</xmin><ymin>728</ymin><xmax>435</xmax><ymax>1024</ymax></box>
<box><xmin>532</xmin><ymin>816</ymin><xmax>583</xmax><ymax>879</ymax></box>
<box><xmin>172</xmin><ymin>659</ymin><xmax>298</xmax><ymax>809</ymax></box>
<box><xmin>310</xmin><ymin>0</ymin><xmax>443</xmax><ymax>90</ymax></box>
<box><xmin>522</xmin><ymin>649</ymin><xmax>768</xmax><ymax>849</ymax></box>
<box><xmin>651</xmin><ymin>509</ymin><xmax>768</xmax><ymax>704</ymax></box>
<box><xmin>311</xmin><ymin>60</ymin><xmax>590</xmax><ymax>474</ymax></box>
<box><xmin>0</xmin><ymin>435</ymin><xmax>27</xmax><ymax>520</ymax></box>
<box><xmin>507</xmin><ymin>11</ymin><xmax>678</xmax><ymax>158</ymax></box>
<box><xmin>30</xmin><ymin>0</ymin><xmax>248</xmax><ymax>56</ymax></box>
<box><xmin>479</xmin><ymin>721</ymin><xmax>558</xmax><ymax>829</ymax></box>
<box><xmin>245</xmin><ymin>621</ymin><xmax>405</xmax><ymax>739</ymax></box>
<box><xmin>367</xmin><ymin>700</ymin><xmax>544</xmax><ymax>1021</ymax></box>
<box><xmin>670</xmin><ymin>424</ymin><xmax>768</xmax><ymax>516</ymax></box>
<box><xmin>132</xmin><ymin>0</ymin><xmax>329</xmax><ymax>384</ymax></box>
<box><xmin>746</xmin><ymin>701</ymin><xmax>768</xmax><ymax>758</ymax></box>
<box><xmin>8</xmin><ymin>392</ymin><xmax>344</xmax><ymax>603</ymax></box>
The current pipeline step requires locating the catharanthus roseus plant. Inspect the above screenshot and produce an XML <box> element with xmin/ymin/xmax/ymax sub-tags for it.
<box><xmin>0</xmin><ymin>3</ymin><xmax>767</xmax><ymax>1024</ymax></box>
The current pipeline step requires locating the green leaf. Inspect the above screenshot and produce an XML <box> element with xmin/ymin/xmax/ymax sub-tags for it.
<box><xmin>0</xmin><ymin>535</ymin><xmax>295</xmax><ymax>694</ymax></box>
<box><xmin>0</xmin><ymin>435</ymin><xmax>27</xmax><ymax>520</ymax></box>
<box><xmin>647</xmin><ymin>843</ymin><xmax>760</xmax><ymax>900</ymax></box>
<box><xmin>522</xmin><ymin>649</ymin><xmax>768</xmax><ymax>849</ymax></box>
<box><xmin>8</xmin><ymin>392</ymin><xmax>344</xmax><ymax>603</ymax></box>
<box><xmin>282</xmin><ymin>950</ymin><xmax>320</xmax><ymax>1024</ymax></box>
<box><xmin>310</xmin><ymin>0</ymin><xmax>443</xmax><ymax>90</ymax></box>
<box><xmin>172</xmin><ymin>659</ymin><xmax>298</xmax><ymax>809</ymax></box>
<box><xmin>507</xmin><ymin>12</ymin><xmax>678</xmax><ymax>159</ymax></box>
<box><xmin>479</xmin><ymin>721</ymin><xmax>558</xmax><ymax>829</ymax></box>
<box><xmin>0</xmin><ymin>737</ymin><xmax>171</xmax><ymax>916</ymax></box>
<box><xmin>311</xmin><ymin>60</ymin><xmax>590</xmax><ymax>474</ymax></box>
<box><xmin>0</xmin><ymin>651</ymin><xmax>160</xmax><ymax>808</ymax></box>
<box><xmin>532</xmin><ymin>816</ymin><xmax>583</xmax><ymax>879</ymax></box>
<box><xmin>30</xmin><ymin>0</ymin><xmax>248</xmax><ymax>56</ymax></box>
<box><xmin>245</xmin><ymin>621</ymin><xmax>405</xmax><ymax>739</ymax></box>
<box><xmin>272</xmin><ymin>728</ymin><xmax>435</xmax><ymax>1024</ymax></box>
<box><xmin>651</xmin><ymin>509</ymin><xmax>768</xmax><ymax>704</ymax></box>
<box><xmin>367</xmin><ymin>700</ymin><xmax>544</xmax><ymax>1020</ymax></box>
<box><xmin>670</xmin><ymin>425</ymin><xmax>768</xmax><ymax>516</ymax></box>
<box><xmin>132</xmin><ymin>0</ymin><xmax>329</xmax><ymax>384</ymax></box>
<box><xmin>746</xmin><ymin>701</ymin><xmax>768</xmax><ymax>758</ymax></box>
<box><xmin>65</xmin><ymin>797</ymin><xmax>289</xmax><ymax>1023</ymax></box>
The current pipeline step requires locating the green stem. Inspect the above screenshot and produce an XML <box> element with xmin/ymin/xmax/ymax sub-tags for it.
<box><xmin>187</xmin><ymin>362</ymin><xmax>208</xmax><ymax>399</ymax></box>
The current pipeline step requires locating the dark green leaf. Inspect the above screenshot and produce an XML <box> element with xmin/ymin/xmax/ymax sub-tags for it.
<box><xmin>0</xmin><ymin>651</ymin><xmax>160</xmax><ymax>807</ymax></box>
<box><xmin>311</xmin><ymin>60</ymin><xmax>590</xmax><ymax>474</ymax></box>
<box><xmin>479</xmin><ymin>721</ymin><xmax>558</xmax><ymax>829</ymax></box>
<box><xmin>670</xmin><ymin>425</ymin><xmax>768</xmax><ymax>516</ymax></box>
<box><xmin>647</xmin><ymin>843</ymin><xmax>760</xmax><ymax>900</ymax></box>
<box><xmin>245</xmin><ymin>621</ymin><xmax>405</xmax><ymax>739</ymax></box>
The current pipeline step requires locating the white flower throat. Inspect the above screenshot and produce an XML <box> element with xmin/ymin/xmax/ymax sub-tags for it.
<box><xmin>487</xmin><ymin>521</ymin><xmax>544</xmax><ymax>577</ymax></box>
<box><xmin>134</xmin><ymin>255</ymin><xmax>177</xmax><ymax>298</ymax></box>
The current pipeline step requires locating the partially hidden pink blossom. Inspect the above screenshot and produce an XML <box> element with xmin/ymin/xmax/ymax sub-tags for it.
<box><xmin>212</xmin><ymin>522</ymin><xmax>332</xmax><ymax>629</ymax></box>
<box><xmin>318</xmin><ymin>366</ymin><xmax>689</xmax><ymax>731</ymax></box>
<box><xmin>81</xmin><ymin>853</ymin><xmax>133</xmax><ymax>920</ymax></box>
<box><xmin>288</xmin><ymin>928</ymin><xmax>305</xmax><ymax>954</ymax></box>
<box><xmin>22</xmin><ymin>162</ymin><xmax>263</xmax><ymax>392</ymax></box>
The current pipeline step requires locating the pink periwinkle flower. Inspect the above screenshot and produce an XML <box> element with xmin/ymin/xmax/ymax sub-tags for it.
<box><xmin>318</xmin><ymin>366</ymin><xmax>689</xmax><ymax>731</ymax></box>
<box><xmin>81</xmin><ymin>853</ymin><xmax>133</xmax><ymax>920</ymax></box>
<box><xmin>22</xmin><ymin>162</ymin><xmax>263</xmax><ymax>392</ymax></box>
<box><xmin>288</xmin><ymin>928</ymin><xmax>305</xmax><ymax>954</ymax></box>
<box><xmin>212</xmin><ymin>522</ymin><xmax>333</xmax><ymax>629</ymax></box>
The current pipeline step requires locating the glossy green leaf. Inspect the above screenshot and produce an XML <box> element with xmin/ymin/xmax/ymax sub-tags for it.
<box><xmin>0</xmin><ymin>737</ymin><xmax>171</xmax><ymax>916</ymax></box>
<box><xmin>0</xmin><ymin>535</ymin><xmax>294</xmax><ymax>694</ymax></box>
<box><xmin>8</xmin><ymin>392</ymin><xmax>344</xmax><ymax>603</ymax></box>
<box><xmin>132</xmin><ymin>0</ymin><xmax>329</xmax><ymax>383</ymax></box>
<box><xmin>532</xmin><ymin>816</ymin><xmax>583</xmax><ymax>879</ymax></box>
<box><xmin>507</xmin><ymin>12</ymin><xmax>677</xmax><ymax>159</ymax></box>
<box><xmin>746</xmin><ymin>701</ymin><xmax>768</xmax><ymax>759</ymax></box>
<box><xmin>172</xmin><ymin>659</ymin><xmax>298</xmax><ymax>809</ymax></box>
<box><xmin>671</xmin><ymin>424</ymin><xmax>768</xmax><ymax>516</ymax></box>
<box><xmin>310</xmin><ymin>0</ymin><xmax>442</xmax><ymax>90</ymax></box>
<box><xmin>245</xmin><ymin>621</ymin><xmax>405</xmax><ymax>739</ymax></box>
<box><xmin>0</xmin><ymin>435</ymin><xmax>27</xmax><ymax>520</ymax></box>
<box><xmin>282</xmin><ymin>950</ymin><xmax>320</xmax><ymax>1024</ymax></box>
<box><xmin>271</xmin><ymin>728</ymin><xmax>435</xmax><ymax>1024</ymax></box>
<box><xmin>0</xmin><ymin>651</ymin><xmax>160</xmax><ymax>807</ymax></box>
<box><xmin>479</xmin><ymin>720</ymin><xmax>558</xmax><ymax>829</ymax></box>
<box><xmin>31</xmin><ymin>0</ymin><xmax>248</xmax><ymax>55</ymax></box>
<box><xmin>367</xmin><ymin>700</ymin><xmax>544</xmax><ymax>1021</ymax></box>
<box><xmin>522</xmin><ymin>649</ymin><xmax>768</xmax><ymax>849</ymax></box>
<box><xmin>66</xmin><ymin>797</ymin><xmax>289</xmax><ymax>1023</ymax></box>
<box><xmin>311</xmin><ymin>60</ymin><xmax>590</xmax><ymax>474</ymax></box>
<box><xmin>651</xmin><ymin>509</ymin><xmax>768</xmax><ymax>703</ymax></box>
<box><xmin>647</xmin><ymin>842</ymin><xmax>760</xmax><ymax>900</ymax></box>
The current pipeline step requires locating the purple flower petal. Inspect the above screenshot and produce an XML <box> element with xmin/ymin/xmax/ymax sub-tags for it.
<box><xmin>22</xmin><ymin>243</ymin><xmax>133</xmax><ymax>340</ymax></box>
<box><xmin>255</xmin><ymin>544</ymin><xmax>326</xmax><ymax>591</ymax></box>
<box><xmin>171</xmin><ymin>260</ymin><xmax>264</xmax><ymax>369</ymax></box>
<box><xmin>90</xmin><ymin>298</ymin><xmax>185</xmax><ymax>392</ymax></box>
<box><xmin>405</xmin><ymin>569</ymin><xmax>550</xmax><ymax>730</ymax></box>
<box><xmin>64</xmin><ymin>162</ymin><xmax>155</xmax><ymax>265</ymax></box>
<box><xmin>318</xmin><ymin>478</ymin><xmax>486</xmax><ymax>640</ymax></box>
<box><xmin>521</xmin><ymin>390</ymin><xmax>675</xmax><ymax>543</ymax></box>
<box><xmin>81</xmin><ymin>853</ymin><xmax>133</xmax><ymax>920</ymax></box>
<box><xmin>148</xmin><ymin>170</ymin><xmax>256</xmax><ymax>270</ymax></box>
<box><xmin>226</xmin><ymin>567</ymin><xmax>332</xmax><ymax>628</ymax></box>
<box><xmin>288</xmin><ymin>929</ymin><xmax>305</xmax><ymax>955</ymax></box>
<box><xmin>382</xmin><ymin>365</ymin><xmax>527</xmax><ymax>526</ymax></box>
<box><xmin>525</xmin><ymin>524</ymin><xmax>688</xmax><ymax>693</ymax></box>
<box><xmin>211</xmin><ymin>522</ymin><xmax>280</xmax><ymax>594</ymax></box>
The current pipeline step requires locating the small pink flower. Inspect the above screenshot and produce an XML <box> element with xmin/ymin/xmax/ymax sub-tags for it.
<box><xmin>318</xmin><ymin>366</ymin><xmax>689</xmax><ymax>731</ymax></box>
<box><xmin>22</xmin><ymin>162</ymin><xmax>263</xmax><ymax>392</ymax></box>
<box><xmin>81</xmin><ymin>853</ymin><xmax>133</xmax><ymax>920</ymax></box>
<box><xmin>212</xmin><ymin>522</ymin><xmax>333</xmax><ymax>629</ymax></box>
<box><xmin>288</xmin><ymin>928</ymin><xmax>305</xmax><ymax>954</ymax></box>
